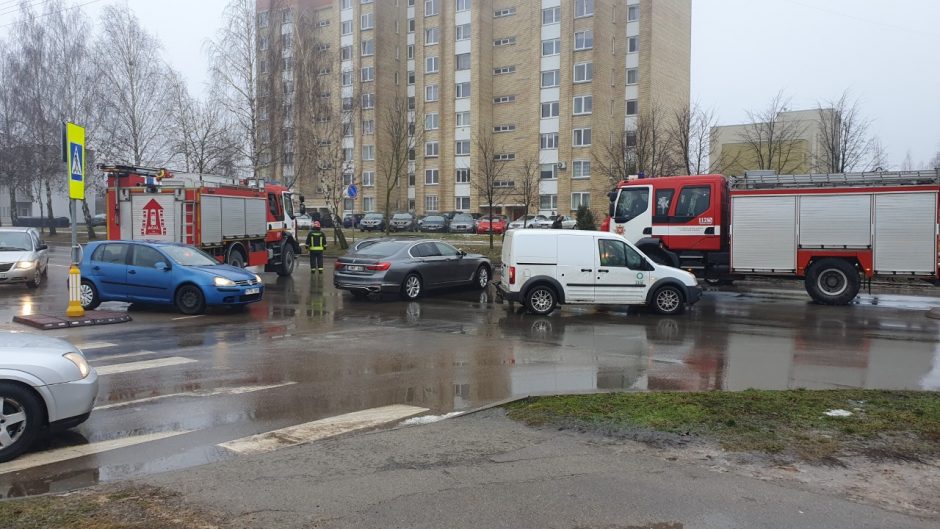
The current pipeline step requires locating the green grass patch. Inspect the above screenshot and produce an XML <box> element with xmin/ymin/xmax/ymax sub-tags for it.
<box><xmin>506</xmin><ymin>390</ymin><xmax>940</xmax><ymax>462</ymax></box>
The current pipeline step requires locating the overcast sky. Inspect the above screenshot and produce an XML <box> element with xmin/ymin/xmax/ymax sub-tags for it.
<box><xmin>1</xmin><ymin>0</ymin><xmax>938</xmax><ymax>169</ymax></box>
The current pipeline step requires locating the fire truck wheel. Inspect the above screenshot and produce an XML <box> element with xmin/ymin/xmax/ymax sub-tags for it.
<box><xmin>277</xmin><ymin>245</ymin><xmax>296</xmax><ymax>276</ymax></box>
<box><xmin>79</xmin><ymin>280</ymin><xmax>100</xmax><ymax>310</ymax></box>
<box><xmin>175</xmin><ymin>285</ymin><xmax>206</xmax><ymax>315</ymax></box>
<box><xmin>805</xmin><ymin>259</ymin><xmax>860</xmax><ymax>305</ymax></box>
<box><xmin>226</xmin><ymin>248</ymin><xmax>246</xmax><ymax>268</ymax></box>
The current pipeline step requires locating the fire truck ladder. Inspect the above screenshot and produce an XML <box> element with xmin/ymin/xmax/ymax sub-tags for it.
<box><xmin>731</xmin><ymin>169</ymin><xmax>940</xmax><ymax>190</ymax></box>
<box><xmin>183</xmin><ymin>201</ymin><xmax>196</xmax><ymax>245</ymax></box>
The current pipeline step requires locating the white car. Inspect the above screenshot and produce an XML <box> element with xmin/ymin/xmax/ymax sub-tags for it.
<box><xmin>532</xmin><ymin>215</ymin><xmax>577</xmax><ymax>229</ymax></box>
<box><xmin>0</xmin><ymin>227</ymin><xmax>49</xmax><ymax>289</ymax></box>
<box><xmin>0</xmin><ymin>332</ymin><xmax>98</xmax><ymax>462</ymax></box>
<box><xmin>295</xmin><ymin>214</ymin><xmax>314</xmax><ymax>229</ymax></box>
<box><xmin>508</xmin><ymin>215</ymin><xmax>548</xmax><ymax>230</ymax></box>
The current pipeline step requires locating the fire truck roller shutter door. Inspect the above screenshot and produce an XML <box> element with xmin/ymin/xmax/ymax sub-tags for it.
<box><xmin>245</xmin><ymin>198</ymin><xmax>267</xmax><ymax>237</ymax></box>
<box><xmin>221</xmin><ymin>197</ymin><xmax>247</xmax><ymax>238</ymax></box>
<box><xmin>201</xmin><ymin>195</ymin><xmax>223</xmax><ymax>245</ymax></box>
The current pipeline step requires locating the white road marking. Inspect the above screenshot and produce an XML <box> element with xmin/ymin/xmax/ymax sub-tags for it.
<box><xmin>94</xmin><ymin>382</ymin><xmax>297</xmax><ymax>410</ymax></box>
<box><xmin>171</xmin><ymin>315</ymin><xmax>205</xmax><ymax>321</ymax></box>
<box><xmin>74</xmin><ymin>341</ymin><xmax>118</xmax><ymax>350</ymax></box>
<box><xmin>0</xmin><ymin>431</ymin><xmax>190</xmax><ymax>475</ymax></box>
<box><xmin>218</xmin><ymin>404</ymin><xmax>429</xmax><ymax>456</ymax></box>
<box><xmin>90</xmin><ymin>350</ymin><xmax>159</xmax><ymax>363</ymax></box>
<box><xmin>48</xmin><ymin>263</ymin><xmax>70</xmax><ymax>268</ymax></box>
<box><xmin>94</xmin><ymin>357</ymin><xmax>197</xmax><ymax>376</ymax></box>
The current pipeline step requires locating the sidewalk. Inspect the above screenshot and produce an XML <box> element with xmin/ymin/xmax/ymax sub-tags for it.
<box><xmin>143</xmin><ymin>409</ymin><xmax>937</xmax><ymax>529</ymax></box>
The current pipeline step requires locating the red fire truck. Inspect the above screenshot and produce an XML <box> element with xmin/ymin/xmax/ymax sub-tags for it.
<box><xmin>602</xmin><ymin>170</ymin><xmax>940</xmax><ymax>304</ymax></box>
<box><xmin>101</xmin><ymin>165</ymin><xmax>301</xmax><ymax>276</ymax></box>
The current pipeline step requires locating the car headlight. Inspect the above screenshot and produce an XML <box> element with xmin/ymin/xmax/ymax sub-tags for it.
<box><xmin>253</xmin><ymin>274</ymin><xmax>263</xmax><ymax>283</ymax></box>
<box><xmin>214</xmin><ymin>276</ymin><xmax>236</xmax><ymax>287</ymax></box>
<box><xmin>63</xmin><ymin>352</ymin><xmax>91</xmax><ymax>379</ymax></box>
<box><xmin>16</xmin><ymin>260</ymin><xmax>36</xmax><ymax>269</ymax></box>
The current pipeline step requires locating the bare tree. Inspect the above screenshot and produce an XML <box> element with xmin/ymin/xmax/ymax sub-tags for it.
<box><xmin>377</xmin><ymin>95</ymin><xmax>423</xmax><ymax>235</ymax></box>
<box><xmin>168</xmin><ymin>74</ymin><xmax>239</xmax><ymax>174</ymax></box>
<box><xmin>671</xmin><ymin>103</ymin><xmax>718</xmax><ymax>175</ymax></box>
<box><xmin>472</xmin><ymin>134</ymin><xmax>511</xmax><ymax>249</ymax></box>
<box><xmin>929</xmin><ymin>144</ymin><xmax>940</xmax><ymax>170</ymax></box>
<box><xmin>633</xmin><ymin>103</ymin><xmax>678</xmax><ymax>178</ymax></box>
<box><xmin>867</xmin><ymin>137</ymin><xmax>889</xmax><ymax>171</ymax></box>
<box><xmin>738</xmin><ymin>91</ymin><xmax>807</xmax><ymax>174</ymax></box>
<box><xmin>516</xmin><ymin>156</ymin><xmax>540</xmax><ymax>218</ymax></box>
<box><xmin>306</xmin><ymin>87</ymin><xmax>355</xmax><ymax>249</ymax></box>
<box><xmin>816</xmin><ymin>91</ymin><xmax>873</xmax><ymax>173</ymax></box>
<box><xmin>593</xmin><ymin>128</ymin><xmax>635</xmax><ymax>187</ymax></box>
<box><xmin>291</xmin><ymin>8</ymin><xmax>334</xmax><ymax>193</ymax></box>
<box><xmin>900</xmin><ymin>150</ymin><xmax>916</xmax><ymax>172</ymax></box>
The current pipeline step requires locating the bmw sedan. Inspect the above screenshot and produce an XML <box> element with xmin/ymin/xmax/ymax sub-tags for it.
<box><xmin>0</xmin><ymin>332</ymin><xmax>98</xmax><ymax>462</ymax></box>
<box><xmin>333</xmin><ymin>239</ymin><xmax>491</xmax><ymax>300</ymax></box>
<box><xmin>79</xmin><ymin>241</ymin><xmax>264</xmax><ymax>314</ymax></box>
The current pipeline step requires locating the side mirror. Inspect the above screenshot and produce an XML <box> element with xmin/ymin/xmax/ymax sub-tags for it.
<box><xmin>608</xmin><ymin>191</ymin><xmax>616</xmax><ymax>217</ymax></box>
<box><xmin>457</xmin><ymin>249</ymin><xmax>467</xmax><ymax>257</ymax></box>
<box><xmin>299</xmin><ymin>203</ymin><xmax>307</xmax><ymax>215</ymax></box>
<box><xmin>299</xmin><ymin>194</ymin><xmax>306</xmax><ymax>203</ymax></box>
<box><xmin>38</xmin><ymin>244</ymin><xmax>48</xmax><ymax>251</ymax></box>
<box><xmin>155</xmin><ymin>261</ymin><xmax>170</xmax><ymax>271</ymax></box>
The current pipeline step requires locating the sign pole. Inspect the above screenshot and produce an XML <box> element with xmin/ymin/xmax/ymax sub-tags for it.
<box><xmin>64</xmin><ymin>122</ymin><xmax>86</xmax><ymax>317</ymax></box>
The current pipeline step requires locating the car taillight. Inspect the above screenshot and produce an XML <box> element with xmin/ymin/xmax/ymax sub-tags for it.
<box><xmin>509</xmin><ymin>266</ymin><xmax>516</xmax><ymax>285</ymax></box>
<box><xmin>334</xmin><ymin>261</ymin><xmax>345</xmax><ymax>270</ymax></box>
<box><xmin>367</xmin><ymin>262</ymin><xmax>391</xmax><ymax>271</ymax></box>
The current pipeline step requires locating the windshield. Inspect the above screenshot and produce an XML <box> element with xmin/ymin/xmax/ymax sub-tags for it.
<box><xmin>453</xmin><ymin>215</ymin><xmax>473</xmax><ymax>222</ymax></box>
<box><xmin>365</xmin><ymin>213</ymin><xmax>383</xmax><ymax>220</ymax></box>
<box><xmin>0</xmin><ymin>232</ymin><xmax>32</xmax><ymax>251</ymax></box>
<box><xmin>283</xmin><ymin>193</ymin><xmax>295</xmax><ymax>219</ymax></box>
<box><xmin>425</xmin><ymin>216</ymin><xmax>444</xmax><ymax>223</ymax></box>
<box><xmin>159</xmin><ymin>245</ymin><xmax>219</xmax><ymax>266</ymax></box>
<box><xmin>614</xmin><ymin>188</ymin><xmax>650</xmax><ymax>221</ymax></box>
<box><xmin>393</xmin><ymin>214</ymin><xmax>411</xmax><ymax>220</ymax></box>
<box><xmin>356</xmin><ymin>241</ymin><xmax>407</xmax><ymax>256</ymax></box>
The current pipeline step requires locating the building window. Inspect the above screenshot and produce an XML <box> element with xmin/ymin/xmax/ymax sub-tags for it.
<box><xmin>493</xmin><ymin>37</ymin><xmax>516</xmax><ymax>46</ymax></box>
<box><xmin>626</xmin><ymin>99</ymin><xmax>638</xmax><ymax>115</ymax></box>
<box><xmin>573</xmin><ymin>160</ymin><xmax>591</xmax><ymax>179</ymax></box>
<box><xmin>571</xmin><ymin>192</ymin><xmax>590</xmax><ymax>210</ymax></box>
<box><xmin>361</xmin><ymin>66</ymin><xmax>375</xmax><ymax>82</ymax></box>
<box><xmin>342</xmin><ymin>70</ymin><xmax>353</xmax><ymax>86</ymax></box>
<box><xmin>408</xmin><ymin>18</ymin><xmax>416</xmax><ymax>32</ymax></box>
<box><xmin>425</xmin><ymin>27</ymin><xmax>439</xmax><ymax>45</ymax></box>
<box><xmin>456</xmin><ymin>23</ymin><xmax>471</xmax><ymax>41</ymax></box>
<box><xmin>407</xmin><ymin>45</ymin><xmax>415</xmax><ymax>59</ymax></box>
<box><xmin>362</xmin><ymin>145</ymin><xmax>375</xmax><ymax>160</ymax></box>
<box><xmin>541</xmin><ymin>101</ymin><xmax>560</xmax><ymax>118</ymax></box>
<box><xmin>626</xmin><ymin>130</ymin><xmax>637</xmax><ymax>147</ymax></box>
<box><xmin>425</xmin><ymin>112</ymin><xmax>440</xmax><ymax>130</ymax></box>
<box><xmin>573</xmin><ymin>128</ymin><xmax>592</xmax><ymax>147</ymax></box>
<box><xmin>540</xmin><ymin>194</ymin><xmax>558</xmax><ymax>210</ymax></box>
<box><xmin>425</xmin><ymin>194</ymin><xmax>439</xmax><ymax>211</ymax></box>
<box><xmin>425</xmin><ymin>169</ymin><xmax>440</xmax><ymax>184</ymax></box>
<box><xmin>362</xmin><ymin>120</ymin><xmax>375</xmax><ymax>134</ymax></box>
<box><xmin>341</xmin><ymin>0</ymin><xmax>352</xmax><ymax>7</ymax></box>
<box><xmin>455</xmin><ymin>196</ymin><xmax>470</xmax><ymax>210</ymax></box>
<box><xmin>425</xmin><ymin>0</ymin><xmax>439</xmax><ymax>17</ymax></box>
<box><xmin>541</xmin><ymin>38</ymin><xmax>560</xmax><ymax>56</ymax></box>
<box><xmin>341</xmin><ymin>20</ymin><xmax>353</xmax><ymax>35</ymax></box>
<box><xmin>627</xmin><ymin>68</ymin><xmax>638</xmax><ymax>85</ymax></box>
<box><xmin>457</xmin><ymin>0</ymin><xmax>471</xmax><ymax>12</ymax></box>
<box><xmin>574</xmin><ymin>62</ymin><xmax>593</xmax><ymax>83</ymax></box>
<box><xmin>628</xmin><ymin>36</ymin><xmax>638</xmax><ymax>53</ymax></box>
<box><xmin>362</xmin><ymin>39</ymin><xmax>376</xmax><ymax>56</ymax></box>
<box><xmin>343</xmin><ymin>122</ymin><xmax>354</xmax><ymax>137</ymax></box>
<box><xmin>341</xmin><ymin>45</ymin><xmax>353</xmax><ymax>60</ymax></box>
<box><xmin>494</xmin><ymin>153</ymin><xmax>515</xmax><ymax>161</ymax></box>
<box><xmin>258</xmin><ymin>10</ymin><xmax>269</xmax><ymax>28</ymax></box>
<box><xmin>362</xmin><ymin>197</ymin><xmax>375</xmax><ymax>211</ymax></box>
<box><xmin>259</xmin><ymin>36</ymin><xmax>268</xmax><ymax>51</ymax></box>
<box><xmin>425</xmin><ymin>142</ymin><xmax>440</xmax><ymax>157</ymax></box>
<box><xmin>540</xmin><ymin>164</ymin><xmax>556</xmax><ymax>180</ymax></box>
<box><xmin>628</xmin><ymin>4</ymin><xmax>639</xmax><ymax>22</ymax></box>
<box><xmin>456</xmin><ymin>53</ymin><xmax>471</xmax><ymax>70</ymax></box>
<box><xmin>425</xmin><ymin>84</ymin><xmax>439</xmax><ymax>101</ymax></box>
<box><xmin>541</xmin><ymin>6</ymin><xmax>560</xmax><ymax>24</ymax></box>
<box><xmin>456</xmin><ymin>140</ymin><xmax>471</xmax><ymax>155</ymax></box>
<box><xmin>494</xmin><ymin>7</ymin><xmax>515</xmax><ymax>17</ymax></box>
<box><xmin>361</xmin><ymin>12</ymin><xmax>374</xmax><ymax>30</ymax></box>
<box><xmin>362</xmin><ymin>93</ymin><xmax>375</xmax><ymax>108</ymax></box>
<box><xmin>575</xmin><ymin>0</ymin><xmax>594</xmax><ymax>18</ymax></box>
<box><xmin>456</xmin><ymin>111</ymin><xmax>471</xmax><ymax>127</ymax></box>
<box><xmin>540</xmin><ymin>133</ymin><xmax>559</xmax><ymax>150</ymax></box>
<box><xmin>456</xmin><ymin>82</ymin><xmax>471</xmax><ymax>98</ymax></box>
<box><xmin>573</xmin><ymin>95</ymin><xmax>593</xmax><ymax>115</ymax></box>
<box><xmin>363</xmin><ymin>171</ymin><xmax>375</xmax><ymax>187</ymax></box>
<box><xmin>426</xmin><ymin>56</ymin><xmax>439</xmax><ymax>73</ymax></box>
<box><xmin>541</xmin><ymin>70</ymin><xmax>560</xmax><ymax>87</ymax></box>
<box><xmin>494</xmin><ymin>95</ymin><xmax>516</xmax><ymax>104</ymax></box>
<box><xmin>343</xmin><ymin>147</ymin><xmax>354</xmax><ymax>161</ymax></box>
<box><xmin>456</xmin><ymin>168</ymin><xmax>470</xmax><ymax>183</ymax></box>
<box><xmin>493</xmin><ymin>65</ymin><xmax>515</xmax><ymax>75</ymax></box>
<box><xmin>318</xmin><ymin>19</ymin><xmax>330</xmax><ymax>27</ymax></box>
<box><xmin>574</xmin><ymin>30</ymin><xmax>594</xmax><ymax>50</ymax></box>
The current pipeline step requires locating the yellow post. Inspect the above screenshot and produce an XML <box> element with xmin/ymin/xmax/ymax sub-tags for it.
<box><xmin>66</xmin><ymin>265</ymin><xmax>85</xmax><ymax>317</ymax></box>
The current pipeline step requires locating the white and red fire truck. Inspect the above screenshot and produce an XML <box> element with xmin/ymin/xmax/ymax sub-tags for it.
<box><xmin>101</xmin><ymin>165</ymin><xmax>302</xmax><ymax>276</ymax></box>
<box><xmin>602</xmin><ymin>170</ymin><xmax>940</xmax><ymax>304</ymax></box>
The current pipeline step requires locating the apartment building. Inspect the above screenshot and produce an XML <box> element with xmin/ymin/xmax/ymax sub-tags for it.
<box><xmin>256</xmin><ymin>0</ymin><xmax>691</xmax><ymax>220</ymax></box>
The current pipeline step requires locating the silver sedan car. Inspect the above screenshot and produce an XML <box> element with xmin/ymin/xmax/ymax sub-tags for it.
<box><xmin>0</xmin><ymin>332</ymin><xmax>98</xmax><ymax>462</ymax></box>
<box><xmin>0</xmin><ymin>227</ymin><xmax>49</xmax><ymax>289</ymax></box>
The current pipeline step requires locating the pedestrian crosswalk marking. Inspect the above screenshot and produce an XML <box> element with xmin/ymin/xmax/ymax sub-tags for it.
<box><xmin>94</xmin><ymin>382</ymin><xmax>296</xmax><ymax>410</ymax></box>
<box><xmin>90</xmin><ymin>350</ymin><xmax>158</xmax><ymax>363</ymax></box>
<box><xmin>94</xmin><ymin>356</ymin><xmax>197</xmax><ymax>376</ymax></box>
<box><xmin>74</xmin><ymin>341</ymin><xmax>118</xmax><ymax>350</ymax></box>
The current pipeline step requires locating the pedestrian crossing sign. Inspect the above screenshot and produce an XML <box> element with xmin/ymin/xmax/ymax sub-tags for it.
<box><xmin>65</xmin><ymin>122</ymin><xmax>85</xmax><ymax>200</ymax></box>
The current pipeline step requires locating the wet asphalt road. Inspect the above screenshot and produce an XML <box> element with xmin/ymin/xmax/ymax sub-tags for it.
<box><xmin>1</xmin><ymin>243</ymin><xmax>939</xmax><ymax>497</ymax></box>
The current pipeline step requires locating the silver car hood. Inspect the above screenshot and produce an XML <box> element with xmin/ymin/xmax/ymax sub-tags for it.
<box><xmin>0</xmin><ymin>331</ymin><xmax>85</xmax><ymax>385</ymax></box>
<box><xmin>0</xmin><ymin>250</ymin><xmax>31</xmax><ymax>263</ymax></box>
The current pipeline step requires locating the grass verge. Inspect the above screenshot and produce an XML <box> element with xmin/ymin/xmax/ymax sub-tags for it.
<box><xmin>0</xmin><ymin>485</ymin><xmax>223</xmax><ymax>529</ymax></box>
<box><xmin>506</xmin><ymin>390</ymin><xmax>940</xmax><ymax>462</ymax></box>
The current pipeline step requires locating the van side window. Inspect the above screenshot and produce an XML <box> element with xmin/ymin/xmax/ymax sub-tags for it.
<box><xmin>675</xmin><ymin>186</ymin><xmax>710</xmax><ymax>218</ymax></box>
<box><xmin>599</xmin><ymin>239</ymin><xmax>645</xmax><ymax>270</ymax></box>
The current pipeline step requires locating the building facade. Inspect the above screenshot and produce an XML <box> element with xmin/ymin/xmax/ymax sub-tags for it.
<box><xmin>257</xmin><ymin>0</ymin><xmax>691</xmax><ymax>220</ymax></box>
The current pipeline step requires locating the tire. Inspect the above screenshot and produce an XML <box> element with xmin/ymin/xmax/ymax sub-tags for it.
<box><xmin>473</xmin><ymin>265</ymin><xmax>490</xmax><ymax>290</ymax></box>
<box><xmin>400</xmin><ymin>273</ymin><xmax>422</xmax><ymax>300</ymax></box>
<box><xmin>175</xmin><ymin>284</ymin><xmax>206</xmax><ymax>315</ymax></box>
<box><xmin>79</xmin><ymin>279</ymin><xmax>101</xmax><ymax>310</ymax></box>
<box><xmin>0</xmin><ymin>382</ymin><xmax>44</xmax><ymax>463</ymax></box>
<box><xmin>644</xmin><ymin>248</ymin><xmax>677</xmax><ymax>268</ymax></box>
<box><xmin>277</xmin><ymin>244</ymin><xmax>296</xmax><ymax>276</ymax></box>
<box><xmin>651</xmin><ymin>285</ymin><xmax>685</xmax><ymax>315</ymax></box>
<box><xmin>525</xmin><ymin>284</ymin><xmax>557</xmax><ymax>316</ymax></box>
<box><xmin>805</xmin><ymin>259</ymin><xmax>860</xmax><ymax>305</ymax></box>
<box><xmin>26</xmin><ymin>268</ymin><xmax>41</xmax><ymax>289</ymax></box>
<box><xmin>226</xmin><ymin>247</ymin><xmax>246</xmax><ymax>268</ymax></box>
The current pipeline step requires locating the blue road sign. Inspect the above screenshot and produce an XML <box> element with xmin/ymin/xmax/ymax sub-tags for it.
<box><xmin>346</xmin><ymin>184</ymin><xmax>358</xmax><ymax>199</ymax></box>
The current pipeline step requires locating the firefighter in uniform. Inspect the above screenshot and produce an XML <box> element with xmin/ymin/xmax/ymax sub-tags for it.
<box><xmin>306</xmin><ymin>221</ymin><xmax>326</xmax><ymax>273</ymax></box>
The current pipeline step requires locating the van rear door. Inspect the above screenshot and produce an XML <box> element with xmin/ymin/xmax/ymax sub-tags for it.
<box><xmin>557</xmin><ymin>235</ymin><xmax>595</xmax><ymax>302</ymax></box>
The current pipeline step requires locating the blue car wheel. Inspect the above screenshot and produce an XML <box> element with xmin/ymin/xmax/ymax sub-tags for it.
<box><xmin>79</xmin><ymin>279</ymin><xmax>100</xmax><ymax>310</ymax></box>
<box><xmin>175</xmin><ymin>284</ymin><xmax>206</xmax><ymax>315</ymax></box>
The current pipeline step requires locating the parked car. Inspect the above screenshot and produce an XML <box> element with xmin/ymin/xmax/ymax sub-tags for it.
<box><xmin>359</xmin><ymin>213</ymin><xmax>386</xmax><ymax>232</ymax></box>
<box><xmin>310</xmin><ymin>211</ymin><xmax>335</xmax><ymax>229</ymax></box>
<box><xmin>78</xmin><ymin>241</ymin><xmax>264</xmax><ymax>315</ymax></box>
<box><xmin>90</xmin><ymin>213</ymin><xmax>107</xmax><ymax>227</ymax></box>
<box><xmin>0</xmin><ymin>331</ymin><xmax>98</xmax><ymax>463</ymax></box>
<box><xmin>419</xmin><ymin>215</ymin><xmax>448</xmax><ymax>233</ymax></box>
<box><xmin>390</xmin><ymin>213</ymin><xmax>416</xmax><ymax>232</ymax></box>
<box><xmin>343</xmin><ymin>213</ymin><xmax>365</xmax><ymax>229</ymax></box>
<box><xmin>496</xmin><ymin>230</ymin><xmax>701</xmax><ymax>316</ymax></box>
<box><xmin>0</xmin><ymin>227</ymin><xmax>49</xmax><ymax>289</ymax></box>
<box><xmin>533</xmin><ymin>215</ymin><xmax>577</xmax><ymax>229</ymax></box>
<box><xmin>295</xmin><ymin>214</ymin><xmax>314</xmax><ymax>230</ymax></box>
<box><xmin>476</xmin><ymin>215</ymin><xmax>507</xmax><ymax>234</ymax></box>
<box><xmin>508</xmin><ymin>215</ymin><xmax>548</xmax><ymax>230</ymax></box>
<box><xmin>333</xmin><ymin>239</ymin><xmax>492</xmax><ymax>300</ymax></box>
<box><xmin>13</xmin><ymin>216</ymin><xmax>70</xmax><ymax>228</ymax></box>
<box><xmin>449</xmin><ymin>214</ymin><xmax>476</xmax><ymax>233</ymax></box>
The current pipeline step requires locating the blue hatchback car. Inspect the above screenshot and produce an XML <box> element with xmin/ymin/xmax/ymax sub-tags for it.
<box><xmin>79</xmin><ymin>241</ymin><xmax>264</xmax><ymax>314</ymax></box>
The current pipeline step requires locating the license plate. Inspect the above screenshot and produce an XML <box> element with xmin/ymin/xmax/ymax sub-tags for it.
<box><xmin>346</xmin><ymin>265</ymin><xmax>364</xmax><ymax>272</ymax></box>
<box><xmin>245</xmin><ymin>287</ymin><xmax>260</xmax><ymax>295</ymax></box>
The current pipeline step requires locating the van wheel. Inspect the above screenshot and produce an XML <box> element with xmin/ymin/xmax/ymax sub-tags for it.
<box><xmin>805</xmin><ymin>258</ymin><xmax>860</xmax><ymax>305</ymax></box>
<box><xmin>651</xmin><ymin>285</ymin><xmax>685</xmax><ymax>315</ymax></box>
<box><xmin>525</xmin><ymin>285</ymin><xmax>557</xmax><ymax>315</ymax></box>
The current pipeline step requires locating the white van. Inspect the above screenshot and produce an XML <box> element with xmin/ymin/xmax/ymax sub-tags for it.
<box><xmin>495</xmin><ymin>229</ymin><xmax>701</xmax><ymax>315</ymax></box>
